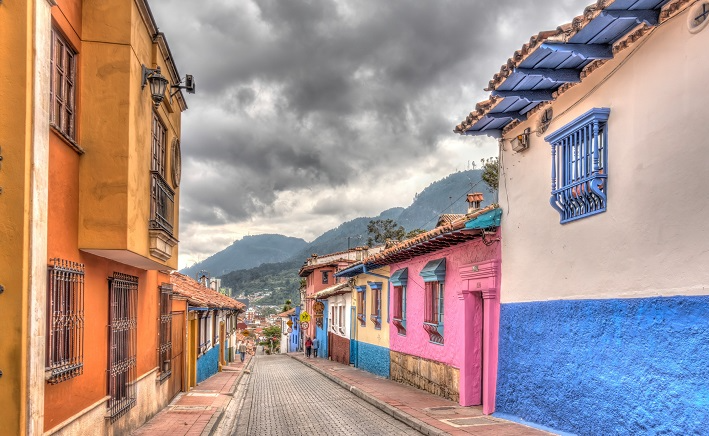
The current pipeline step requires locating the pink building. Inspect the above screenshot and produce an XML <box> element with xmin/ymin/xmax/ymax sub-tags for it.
<box><xmin>366</xmin><ymin>201</ymin><xmax>502</xmax><ymax>413</ymax></box>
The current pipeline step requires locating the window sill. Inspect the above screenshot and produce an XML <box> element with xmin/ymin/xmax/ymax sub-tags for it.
<box><xmin>50</xmin><ymin>124</ymin><xmax>84</xmax><ymax>155</ymax></box>
<box><xmin>157</xmin><ymin>370</ymin><xmax>172</xmax><ymax>384</ymax></box>
<box><xmin>423</xmin><ymin>322</ymin><xmax>444</xmax><ymax>345</ymax></box>
<box><xmin>393</xmin><ymin>318</ymin><xmax>406</xmax><ymax>336</ymax></box>
<box><xmin>357</xmin><ymin>313</ymin><xmax>366</xmax><ymax>327</ymax></box>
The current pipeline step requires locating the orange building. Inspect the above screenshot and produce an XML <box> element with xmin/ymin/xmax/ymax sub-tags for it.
<box><xmin>0</xmin><ymin>0</ymin><xmax>193</xmax><ymax>434</ymax></box>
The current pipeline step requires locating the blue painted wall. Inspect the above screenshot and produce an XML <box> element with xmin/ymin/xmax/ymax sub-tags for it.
<box><xmin>353</xmin><ymin>340</ymin><xmax>390</xmax><ymax>378</ymax></box>
<box><xmin>496</xmin><ymin>296</ymin><xmax>709</xmax><ymax>435</ymax></box>
<box><xmin>196</xmin><ymin>344</ymin><xmax>220</xmax><ymax>384</ymax></box>
<box><xmin>315</xmin><ymin>301</ymin><xmax>328</xmax><ymax>358</ymax></box>
<box><xmin>289</xmin><ymin>314</ymin><xmax>299</xmax><ymax>352</ymax></box>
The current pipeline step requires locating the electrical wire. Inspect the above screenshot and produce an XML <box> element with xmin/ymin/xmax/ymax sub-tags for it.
<box><xmin>417</xmin><ymin>177</ymin><xmax>488</xmax><ymax>230</ymax></box>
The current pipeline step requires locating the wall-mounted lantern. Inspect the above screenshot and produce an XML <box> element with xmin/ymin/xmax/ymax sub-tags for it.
<box><xmin>141</xmin><ymin>65</ymin><xmax>169</xmax><ymax>107</ymax></box>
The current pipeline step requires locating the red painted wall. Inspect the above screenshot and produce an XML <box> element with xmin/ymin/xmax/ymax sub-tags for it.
<box><xmin>329</xmin><ymin>333</ymin><xmax>350</xmax><ymax>365</ymax></box>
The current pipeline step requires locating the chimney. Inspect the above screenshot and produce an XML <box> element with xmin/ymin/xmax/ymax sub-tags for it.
<box><xmin>467</xmin><ymin>193</ymin><xmax>484</xmax><ymax>214</ymax></box>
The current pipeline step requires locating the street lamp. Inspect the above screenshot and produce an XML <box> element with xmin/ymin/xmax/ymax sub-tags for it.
<box><xmin>141</xmin><ymin>65</ymin><xmax>169</xmax><ymax>107</ymax></box>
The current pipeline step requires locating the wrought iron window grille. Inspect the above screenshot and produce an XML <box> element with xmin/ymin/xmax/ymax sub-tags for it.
<box><xmin>46</xmin><ymin>258</ymin><xmax>85</xmax><ymax>384</ymax></box>
<box><xmin>150</xmin><ymin>171</ymin><xmax>175</xmax><ymax>235</ymax></box>
<box><xmin>107</xmin><ymin>272</ymin><xmax>138</xmax><ymax>422</ymax></box>
<box><xmin>157</xmin><ymin>284</ymin><xmax>172</xmax><ymax>382</ymax></box>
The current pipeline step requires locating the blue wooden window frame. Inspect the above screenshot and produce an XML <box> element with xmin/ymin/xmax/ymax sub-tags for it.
<box><xmin>423</xmin><ymin>281</ymin><xmax>444</xmax><ymax>345</ymax></box>
<box><xmin>355</xmin><ymin>285</ymin><xmax>366</xmax><ymax>327</ymax></box>
<box><xmin>546</xmin><ymin>108</ymin><xmax>610</xmax><ymax>224</ymax></box>
<box><xmin>392</xmin><ymin>285</ymin><xmax>407</xmax><ymax>336</ymax></box>
<box><xmin>368</xmin><ymin>282</ymin><xmax>382</xmax><ymax>329</ymax></box>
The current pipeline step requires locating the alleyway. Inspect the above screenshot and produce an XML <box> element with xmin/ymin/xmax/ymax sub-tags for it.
<box><xmin>229</xmin><ymin>355</ymin><xmax>422</xmax><ymax>436</ymax></box>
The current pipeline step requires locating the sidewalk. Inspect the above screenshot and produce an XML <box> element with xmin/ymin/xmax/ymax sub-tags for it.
<box><xmin>132</xmin><ymin>355</ymin><xmax>253</xmax><ymax>436</ymax></box>
<box><xmin>288</xmin><ymin>353</ymin><xmax>553</xmax><ymax>436</ymax></box>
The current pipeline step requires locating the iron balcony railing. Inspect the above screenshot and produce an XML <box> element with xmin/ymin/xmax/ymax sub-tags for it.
<box><xmin>150</xmin><ymin>171</ymin><xmax>175</xmax><ymax>235</ymax></box>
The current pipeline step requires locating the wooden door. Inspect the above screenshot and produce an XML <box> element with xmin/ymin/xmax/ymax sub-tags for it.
<box><xmin>169</xmin><ymin>311</ymin><xmax>185</xmax><ymax>399</ymax></box>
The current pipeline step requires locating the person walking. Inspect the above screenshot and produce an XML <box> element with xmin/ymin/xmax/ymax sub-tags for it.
<box><xmin>312</xmin><ymin>336</ymin><xmax>319</xmax><ymax>358</ymax></box>
<box><xmin>305</xmin><ymin>337</ymin><xmax>312</xmax><ymax>358</ymax></box>
<box><xmin>238</xmin><ymin>341</ymin><xmax>247</xmax><ymax>362</ymax></box>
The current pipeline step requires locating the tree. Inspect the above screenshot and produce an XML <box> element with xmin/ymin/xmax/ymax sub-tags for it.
<box><xmin>481</xmin><ymin>157</ymin><xmax>499</xmax><ymax>193</ymax></box>
<box><xmin>259</xmin><ymin>325</ymin><xmax>282</xmax><ymax>354</ymax></box>
<box><xmin>282</xmin><ymin>299</ymin><xmax>293</xmax><ymax>312</ymax></box>
<box><xmin>367</xmin><ymin>219</ymin><xmax>406</xmax><ymax>246</ymax></box>
<box><xmin>405</xmin><ymin>228</ymin><xmax>426</xmax><ymax>239</ymax></box>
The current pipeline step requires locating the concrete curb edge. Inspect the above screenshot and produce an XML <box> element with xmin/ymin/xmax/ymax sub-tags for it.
<box><xmin>203</xmin><ymin>357</ymin><xmax>256</xmax><ymax>436</ymax></box>
<box><xmin>287</xmin><ymin>355</ymin><xmax>449</xmax><ymax>436</ymax></box>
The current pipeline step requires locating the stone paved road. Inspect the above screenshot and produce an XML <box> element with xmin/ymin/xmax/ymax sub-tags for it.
<box><xmin>231</xmin><ymin>355</ymin><xmax>423</xmax><ymax>436</ymax></box>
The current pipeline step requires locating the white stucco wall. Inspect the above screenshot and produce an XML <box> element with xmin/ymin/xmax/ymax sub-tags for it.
<box><xmin>499</xmin><ymin>7</ymin><xmax>709</xmax><ymax>303</ymax></box>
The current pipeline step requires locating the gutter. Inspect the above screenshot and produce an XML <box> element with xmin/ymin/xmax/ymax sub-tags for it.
<box><xmin>362</xmin><ymin>265</ymin><xmax>389</xmax><ymax>280</ymax></box>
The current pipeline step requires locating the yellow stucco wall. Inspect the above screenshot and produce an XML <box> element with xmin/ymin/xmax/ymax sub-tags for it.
<box><xmin>78</xmin><ymin>0</ymin><xmax>182</xmax><ymax>269</ymax></box>
<box><xmin>352</xmin><ymin>267</ymin><xmax>391</xmax><ymax>347</ymax></box>
<box><xmin>0</xmin><ymin>2</ymin><xmax>32</xmax><ymax>433</ymax></box>
<box><xmin>0</xmin><ymin>1</ymin><xmax>52</xmax><ymax>433</ymax></box>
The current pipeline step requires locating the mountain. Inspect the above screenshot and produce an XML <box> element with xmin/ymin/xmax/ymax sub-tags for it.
<box><xmin>217</xmin><ymin>170</ymin><xmax>495</xmax><ymax>303</ymax></box>
<box><xmin>396</xmin><ymin>169</ymin><xmax>494</xmax><ymax>231</ymax></box>
<box><xmin>180</xmin><ymin>234</ymin><xmax>308</xmax><ymax>278</ymax></box>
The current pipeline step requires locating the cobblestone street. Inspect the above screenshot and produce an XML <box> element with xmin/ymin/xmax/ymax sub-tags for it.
<box><xmin>230</xmin><ymin>355</ymin><xmax>422</xmax><ymax>436</ymax></box>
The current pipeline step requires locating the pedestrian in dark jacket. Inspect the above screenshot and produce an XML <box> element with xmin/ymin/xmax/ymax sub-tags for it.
<box><xmin>305</xmin><ymin>337</ymin><xmax>312</xmax><ymax>358</ymax></box>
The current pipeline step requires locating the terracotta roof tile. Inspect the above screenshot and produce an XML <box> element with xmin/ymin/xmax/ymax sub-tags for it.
<box><xmin>313</xmin><ymin>281</ymin><xmax>354</xmax><ymax>300</ymax></box>
<box><xmin>170</xmin><ymin>272</ymin><xmax>245</xmax><ymax>310</ymax></box>
<box><xmin>436</xmin><ymin>214</ymin><xmax>466</xmax><ymax>227</ymax></box>
<box><xmin>276</xmin><ymin>308</ymin><xmax>296</xmax><ymax>318</ymax></box>
<box><xmin>365</xmin><ymin>204</ymin><xmax>500</xmax><ymax>266</ymax></box>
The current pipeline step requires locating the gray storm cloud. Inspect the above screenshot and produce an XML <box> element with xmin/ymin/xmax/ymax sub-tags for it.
<box><xmin>149</xmin><ymin>0</ymin><xmax>591</xmax><ymax>263</ymax></box>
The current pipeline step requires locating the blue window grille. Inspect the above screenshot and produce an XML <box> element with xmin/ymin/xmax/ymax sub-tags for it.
<box><xmin>546</xmin><ymin>108</ymin><xmax>610</xmax><ymax>224</ymax></box>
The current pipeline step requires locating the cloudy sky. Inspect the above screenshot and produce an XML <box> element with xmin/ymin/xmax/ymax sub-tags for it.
<box><xmin>149</xmin><ymin>0</ymin><xmax>591</xmax><ymax>269</ymax></box>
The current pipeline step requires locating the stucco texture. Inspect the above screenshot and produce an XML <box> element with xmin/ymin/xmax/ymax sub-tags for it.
<box><xmin>499</xmin><ymin>6</ymin><xmax>709</xmax><ymax>304</ymax></box>
<box><xmin>353</xmin><ymin>341</ymin><xmax>390</xmax><ymax>378</ymax></box>
<box><xmin>197</xmin><ymin>345</ymin><xmax>220</xmax><ymax>384</ymax></box>
<box><xmin>496</xmin><ymin>296</ymin><xmax>709</xmax><ymax>435</ymax></box>
<box><xmin>352</xmin><ymin>268</ymin><xmax>390</xmax><ymax>349</ymax></box>
<box><xmin>388</xmin><ymin>238</ymin><xmax>497</xmax><ymax>368</ymax></box>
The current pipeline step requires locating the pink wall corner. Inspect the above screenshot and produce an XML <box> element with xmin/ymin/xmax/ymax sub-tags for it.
<box><xmin>388</xmin><ymin>234</ymin><xmax>501</xmax><ymax>409</ymax></box>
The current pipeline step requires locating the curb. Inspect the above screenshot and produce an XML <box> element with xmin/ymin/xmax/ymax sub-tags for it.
<box><xmin>203</xmin><ymin>357</ymin><xmax>255</xmax><ymax>436</ymax></box>
<box><xmin>287</xmin><ymin>354</ymin><xmax>449</xmax><ymax>436</ymax></box>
